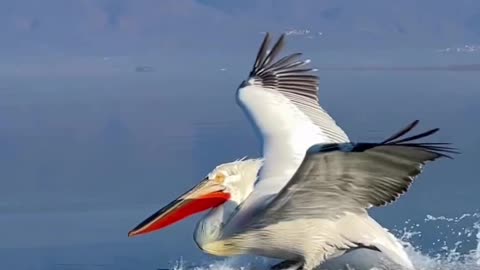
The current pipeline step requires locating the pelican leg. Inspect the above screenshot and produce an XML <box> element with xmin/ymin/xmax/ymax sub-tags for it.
<box><xmin>270</xmin><ymin>260</ymin><xmax>303</xmax><ymax>270</ymax></box>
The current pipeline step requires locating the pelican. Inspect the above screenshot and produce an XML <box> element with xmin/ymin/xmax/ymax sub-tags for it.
<box><xmin>128</xmin><ymin>33</ymin><xmax>457</xmax><ymax>270</ymax></box>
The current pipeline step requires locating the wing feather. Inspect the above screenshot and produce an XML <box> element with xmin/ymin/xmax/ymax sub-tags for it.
<box><xmin>245</xmin><ymin>120</ymin><xmax>457</xmax><ymax>229</ymax></box>
<box><xmin>234</xmin><ymin>32</ymin><xmax>349</xmax><ymax>211</ymax></box>
<box><xmin>240</xmin><ymin>33</ymin><xmax>349</xmax><ymax>143</ymax></box>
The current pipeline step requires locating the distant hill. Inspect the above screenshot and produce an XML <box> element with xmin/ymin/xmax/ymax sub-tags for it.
<box><xmin>1</xmin><ymin>0</ymin><xmax>480</xmax><ymax>56</ymax></box>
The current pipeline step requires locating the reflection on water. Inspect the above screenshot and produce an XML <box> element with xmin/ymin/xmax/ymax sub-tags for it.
<box><xmin>0</xmin><ymin>71</ymin><xmax>478</xmax><ymax>269</ymax></box>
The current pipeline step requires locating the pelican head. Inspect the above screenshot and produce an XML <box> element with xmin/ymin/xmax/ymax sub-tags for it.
<box><xmin>128</xmin><ymin>158</ymin><xmax>263</xmax><ymax>238</ymax></box>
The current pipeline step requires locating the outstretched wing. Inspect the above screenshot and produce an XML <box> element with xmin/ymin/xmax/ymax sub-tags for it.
<box><xmin>236</xmin><ymin>33</ymin><xmax>349</xmax><ymax>184</ymax></box>
<box><xmin>246</xmin><ymin>120</ymin><xmax>457</xmax><ymax>229</ymax></box>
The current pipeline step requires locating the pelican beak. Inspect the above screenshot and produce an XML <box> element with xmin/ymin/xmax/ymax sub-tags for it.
<box><xmin>128</xmin><ymin>178</ymin><xmax>230</xmax><ymax>237</ymax></box>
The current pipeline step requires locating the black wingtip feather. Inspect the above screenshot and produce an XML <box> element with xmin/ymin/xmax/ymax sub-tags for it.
<box><xmin>379</xmin><ymin>120</ymin><xmax>458</xmax><ymax>159</ymax></box>
<box><xmin>349</xmin><ymin>120</ymin><xmax>459</xmax><ymax>159</ymax></box>
<box><xmin>252</xmin><ymin>32</ymin><xmax>271</xmax><ymax>74</ymax></box>
<box><xmin>244</xmin><ymin>32</ymin><xmax>320</xmax><ymax>101</ymax></box>
<box><xmin>261</xmin><ymin>34</ymin><xmax>286</xmax><ymax>69</ymax></box>
<box><xmin>381</xmin><ymin>120</ymin><xmax>419</xmax><ymax>144</ymax></box>
<box><xmin>392</xmin><ymin>128</ymin><xmax>439</xmax><ymax>144</ymax></box>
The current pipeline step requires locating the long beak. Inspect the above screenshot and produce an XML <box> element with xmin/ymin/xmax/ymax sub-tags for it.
<box><xmin>128</xmin><ymin>178</ymin><xmax>230</xmax><ymax>237</ymax></box>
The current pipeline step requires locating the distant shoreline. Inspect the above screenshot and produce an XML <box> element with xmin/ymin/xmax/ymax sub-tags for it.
<box><xmin>317</xmin><ymin>64</ymin><xmax>480</xmax><ymax>71</ymax></box>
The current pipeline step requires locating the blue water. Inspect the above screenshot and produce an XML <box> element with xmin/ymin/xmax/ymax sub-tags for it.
<box><xmin>0</xmin><ymin>65</ymin><xmax>479</xmax><ymax>269</ymax></box>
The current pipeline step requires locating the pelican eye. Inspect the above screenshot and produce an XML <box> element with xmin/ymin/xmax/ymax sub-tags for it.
<box><xmin>214</xmin><ymin>173</ymin><xmax>226</xmax><ymax>183</ymax></box>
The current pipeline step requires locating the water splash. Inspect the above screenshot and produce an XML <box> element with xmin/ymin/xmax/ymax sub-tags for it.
<box><xmin>167</xmin><ymin>213</ymin><xmax>480</xmax><ymax>270</ymax></box>
<box><xmin>394</xmin><ymin>212</ymin><xmax>480</xmax><ymax>270</ymax></box>
<box><xmin>170</xmin><ymin>256</ymin><xmax>272</xmax><ymax>270</ymax></box>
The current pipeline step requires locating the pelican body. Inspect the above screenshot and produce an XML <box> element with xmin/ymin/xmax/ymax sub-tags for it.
<box><xmin>128</xmin><ymin>33</ymin><xmax>457</xmax><ymax>270</ymax></box>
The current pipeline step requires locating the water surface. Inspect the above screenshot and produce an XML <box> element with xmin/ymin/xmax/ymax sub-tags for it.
<box><xmin>0</xmin><ymin>67</ymin><xmax>478</xmax><ymax>269</ymax></box>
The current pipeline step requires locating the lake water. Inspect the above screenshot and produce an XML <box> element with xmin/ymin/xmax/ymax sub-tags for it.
<box><xmin>0</xmin><ymin>63</ymin><xmax>479</xmax><ymax>269</ymax></box>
